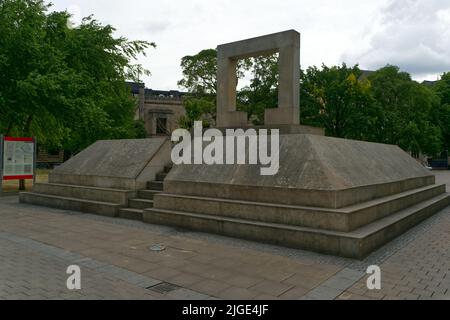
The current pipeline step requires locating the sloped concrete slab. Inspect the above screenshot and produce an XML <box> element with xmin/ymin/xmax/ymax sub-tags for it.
<box><xmin>50</xmin><ymin>138</ymin><xmax>172</xmax><ymax>190</ymax></box>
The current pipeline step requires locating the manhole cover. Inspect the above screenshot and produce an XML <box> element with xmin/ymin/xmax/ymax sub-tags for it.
<box><xmin>148</xmin><ymin>244</ymin><xmax>166</xmax><ymax>252</ymax></box>
<box><xmin>147</xmin><ymin>282</ymin><xmax>179</xmax><ymax>294</ymax></box>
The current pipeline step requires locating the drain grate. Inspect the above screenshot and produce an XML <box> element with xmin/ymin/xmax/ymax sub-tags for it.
<box><xmin>148</xmin><ymin>244</ymin><xmax>166</xmax><ymax>252</ymax></box>
<box><xmin>146</xmin><ymin>282</ymin><xmax>179</xmax><ymax>294</ymax></box>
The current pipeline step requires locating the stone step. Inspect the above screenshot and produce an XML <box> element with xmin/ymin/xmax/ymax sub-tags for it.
<box><xmin>154</xmin><ymin>184</ymin><xmax>446</xmax><ymax>232</ymax></box>
<box><xmin>128</xmin><ymin>199</ymin><xmax>154</xmax><ymax>210</ymax></box>
<box><xmin>143</xmin><ymin>193</ymin><xmax>450</xmax><ymax>259</ymax></box>
<box><xmin>156</xmin><ymin>172</ymin><xmax>167</xmax><ymax>182</ymax></box>
<box><xmin>147</xmin><ymin>181</ymin><xmax>164</xmax><ymax>191</ymax></box>
<box><xmin>19</xmin><ymin>192</ymin><xmax>121</xmax><ymax>217</ymax></box>
<box><xmin>137</xmin><ymin>190</ymin><xmax>162</xmax><ymax>200</ymax></box>
<box><xmin>33</xmin><ymin>183</ymin><xmax>136</xmax><ymax>205</ymax></box>
<box><xmin>118</xmin><ymin>208</ymin><xmax>143</xmax><ymax>221</ymax></box>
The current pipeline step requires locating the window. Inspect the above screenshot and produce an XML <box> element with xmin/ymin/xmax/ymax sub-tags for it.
<box><xmin>156</xmin><ymin>117</ymin><xmax>168</xmax><ymax>135</ymax></box>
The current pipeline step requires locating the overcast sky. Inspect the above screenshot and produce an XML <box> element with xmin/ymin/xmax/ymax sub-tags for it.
<box><xmin>50</xmin><ymin>0</ymin><xmax>450</xmax><ymax>90</ymax></box>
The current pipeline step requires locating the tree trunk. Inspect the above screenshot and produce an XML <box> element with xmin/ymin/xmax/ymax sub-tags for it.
<box><xmin>19</xmin><ymin>116</ymin><xmax>33</xmax><ymax>191</ymax></box>
<box><xmin>23</xmin><ymin>115</ymin><xmax>33</xmax><ymax>136</ymax></box>
<box><xmin>5</xmin><ymin>120</ymin><xmax>13</xmax><ymax>136</ymax></box>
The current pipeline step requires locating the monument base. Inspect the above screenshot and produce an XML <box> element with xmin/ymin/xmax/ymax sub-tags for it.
<box><xmin>143</xmin><ymin>134</ymin><xmax>450</xmax><ymax>259</ymax></box>
<box><xmin>264</xmin><ymin>107</ymin><xmax>299</xmax><ymax>126</ymax></box>
<box><xmin>216</xmin><ymin>124</ymin><xmax>324</xmax><ymax>135</ymax></box>
<box><xmin>20</xmin><ymin>138</ymin><xmax>172</xmax><ymax>216</ymax></box>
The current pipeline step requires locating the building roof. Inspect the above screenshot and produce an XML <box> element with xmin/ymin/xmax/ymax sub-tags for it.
<box><xmin>359</xmin><ymin>70</ymin><xmax>374</xmax><ymax>80</ymax></box>
<box><xmin>359</xmin><ymin>71</ymin><xmax>442</xmax><ymax>87</ymax></box>
<box><xmin>145</xmin><ymin>89</ymin><xmax>187</xmax><ymax>100</ymax></box>
<box><xmin>126</xmin><ymin>81</ymin><xmax>145</xmax><ymax>95</ymax></box>
<box><xmin>126</xmin><ymin>81</ymin><xmax>187</xmax><ymax>99</ymax></box>
<box><xmin>422</xmin><ymin>80</ymin><xmax>438</xmax><ymax>87</ymax></box>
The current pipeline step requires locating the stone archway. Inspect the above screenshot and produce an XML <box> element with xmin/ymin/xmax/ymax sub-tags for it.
<box><xmin>216</xmin><ymin>30</ymin><xmax>300</xmax><ymax>127</ymax></box>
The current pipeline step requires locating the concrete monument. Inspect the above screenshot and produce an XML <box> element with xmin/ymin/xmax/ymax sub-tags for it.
<box><xmin>20</xmin><ymin>138</ymin><xmax>172</xmax><ymax>217</ymax></box>
<box><xmin>143</xmin><ymin>31</ymin><xmax>450</xmax><ymax>259</ymax></box>
<box><xmin>217</xmin><ymin>30</ymin><xmax>299</xmax><ymax>127</ymax></box>
<box><xmin>216</xmin><ymin>30</ymin><xmax>322</xmax><ymax>134</ymax></box>
<box><xmin>19</xmin><ymin>30</ymin><xmax>450</xmax><ymax>259</ymax></box>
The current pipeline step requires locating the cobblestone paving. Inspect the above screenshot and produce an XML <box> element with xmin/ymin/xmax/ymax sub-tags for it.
<box><xmin>0</xmin><ymin>172</ymin><xmax>449</xmax><ymax>300</ymax></box>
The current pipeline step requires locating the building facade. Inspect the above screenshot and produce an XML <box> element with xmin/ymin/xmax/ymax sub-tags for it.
<box><xmin>127</xmin><ymin>82</ymin><xmax>187</xmax><ymax>137</ymax></box>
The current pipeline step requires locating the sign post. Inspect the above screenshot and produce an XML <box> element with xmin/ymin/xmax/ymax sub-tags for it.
<box><xmin>0</xmin><ymin>135</ymin><xmax>3</xmax><ymax>196</ymax></box>
<box><xmin>0</xmin><ymin>136</ymin><xmax>36</xmax><ymax>194</ymax></box>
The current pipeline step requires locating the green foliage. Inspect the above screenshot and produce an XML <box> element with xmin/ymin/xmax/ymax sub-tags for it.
<box><xmin>238</xmin><ymin>54</ymin><xmax>279</xmax><ymax>125</ymax></box>
<box><xmin>178</xmin><ymin>49</ymin><xmax>218</xmax><ymax>95</ymax></box>
<box><xmin>177</xmin><ymin>48</ymin><xmax>275</xmax><ymax>126</ymax></box>
<box><xmin>178</xmin><ymin>49</ymin><xmax>251</xmax><ymax>96</ymax></box>
<box><xmin>178</xmin><ymin>96</ymin><xmax>216</xmax><ymax>129</ymax></box>
<box><xmin>133</xmin><ymin>120</ymin><xmax>149</xmax><ymax>139</ymax></box>
<box><xmin>434</xmin><ymin>72</ymin><xmax>450</xmax><ymax>105</ymax></box>
<box><xmin>433</xmin><ymin>72</ymin><xmax>450</xmax><ymax>153</ymax></box>
<box><xmin>300</xmin><ymin>64</ymin><xmax>374</xmax><ymax>140</ymax></box>
<box><xmin>177</xmin><ymin>46</ymin><xmax>446</xmax><ymax>156</ymax></box>
<box><xmin>300</xmin><ymin>64</ymin><xmax>443</xmax><ymax>155</ymax></box>
<box><xmin>177</xmin><ymin>48</ymin><xmax>252</xmax><ymax>95</ymax></box>
<box><xmin>367</xmin><ymin>66</ymin><xmax>441</xmax><ymax>156</ymax></box>
<box><xmin>0</xmin><ymin>0</ymin><xmax>155</xmax><ymax>153</ymax></box>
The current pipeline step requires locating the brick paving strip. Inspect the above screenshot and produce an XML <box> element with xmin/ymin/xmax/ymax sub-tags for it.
<box><xmin>301</xmin><ymin>268</ymin><xmax>365</xmax><ymax>300</ymax></box>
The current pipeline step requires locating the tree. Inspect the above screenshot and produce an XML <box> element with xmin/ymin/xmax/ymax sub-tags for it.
<box><xmin>300</xmin><ymin>64</ymin><xmax>374</xmax><ymax>140</ymax></box>
<box><xmin>178</xmin><ymin>97</ymin><xmax>216</xmax><ymax>129</ymax></box>
<box><xmin>0</xmin><ymin>0</ymin><xmax>154</xmax><ymax>154</ymax></box>
<box><xmin>176</xmin><ymin>48</ymin><xmax>444</xmax><ymax>157</ymax></box>
<box><xmin>368</xmin><ymin>66</ymin><xmax>442</xmax><ymax>156</ymax></box>
<box><xmin>178</xmin><ymin>49</ymin><xmax>218</xmax><ymax>95</ymax></box>
<box><xmin>177</xmin><ymin>49</ymin><xmax>218</xmax><ymax>128</ymax></box>
<box><xmin>433</xmin><ymin>72</ymin><xmax>450</xmax><ymax>155</ymax></box>
<box><xmin>178</xmin><ymin>48</ymin><xmax>278</xmax><ymax>127</ymax></box>
<box><xmin>178</xmin><ymin>49</ymin><xmax>252</xmax><ymax>95</ymax></box>
<box><xmin>238</xmin><ymin>54</ymin><xmax>279</xmax><ymax>125</ymax></box>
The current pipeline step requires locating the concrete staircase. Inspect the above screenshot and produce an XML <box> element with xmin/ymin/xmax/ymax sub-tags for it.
<box><xmin>117</xmin><ymin>166</ymin><xmax>171</xmax><ymax>221</ymax></box>
<box><xmin>20</xmin><ymin>165</ymin><xmax>172</xmax><ymax>220</ymax></box>
<box><xmin>143</xmin><ymin>183</ymin><xmax>450</xmax><ymax>259</ymax></box>
<box><xmin>20</xmin><ymin>184</ymin><xmax>135</xmax><ymax>217</ymax></box>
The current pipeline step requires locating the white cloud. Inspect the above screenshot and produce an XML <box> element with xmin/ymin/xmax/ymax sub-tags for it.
<box><xmin>50</xmin><ymin>0</ymin><xmax>448</xmax><ymax>89</ymax></box>
<box><xmin>342</xmin><ymin>0</ymin><xmax>450</xmax><ymax>80</ymax></box>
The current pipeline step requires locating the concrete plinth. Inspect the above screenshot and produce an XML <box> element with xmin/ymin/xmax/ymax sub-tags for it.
<box><xmin>163</xmin><ymin>134</ymin><xmax>436</xmax><ymax>208</ymax></box>
<box><xmin>216</xmin><ymin>124</ymin><xmax>324</xmax><ymax>136</ymax></box>
<box><xmin>49</xmin><ymin>138</ymin><xmax>172</xmax><ymax>190</ymax></box>
<box><xmin>144</xmin><ymin>134</ymin><xmax>450</xmax><ymax>259</ymax></box>
<box><xmin>19</xmin><ymin>138</ymin><xmax>173</xmax><ymax>216</ymax></box>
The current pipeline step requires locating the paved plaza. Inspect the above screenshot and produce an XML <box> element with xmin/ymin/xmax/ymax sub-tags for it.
<box><xmin>0</xmin><ymin>171</ymin><xmax>449</xmax><ymax>300</ymax></box>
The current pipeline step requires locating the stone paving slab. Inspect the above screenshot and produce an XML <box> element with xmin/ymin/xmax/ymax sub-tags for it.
<box><xmin>0</xmin><ymin>230</ymin><xmax>212</xmax><ymax>300</ymax></box>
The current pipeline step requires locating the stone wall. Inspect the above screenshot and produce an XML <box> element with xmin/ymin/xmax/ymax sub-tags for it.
<box><xmin>142</xmin><ymin>99</ymin><xmax>186</xmax><ymax>136</ymax></box>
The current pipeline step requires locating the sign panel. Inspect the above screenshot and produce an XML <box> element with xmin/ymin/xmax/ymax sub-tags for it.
<box><xmin>2</xmin><ymin>137</ymin><xmax>35</xmax><ymax>180</ymax></box>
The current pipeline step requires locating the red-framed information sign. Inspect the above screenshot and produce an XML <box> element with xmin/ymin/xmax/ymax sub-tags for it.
<box><xmin>0</xmin><ymin>136</ymin><xmax>37</xmax><ymax>193</ymax></box>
